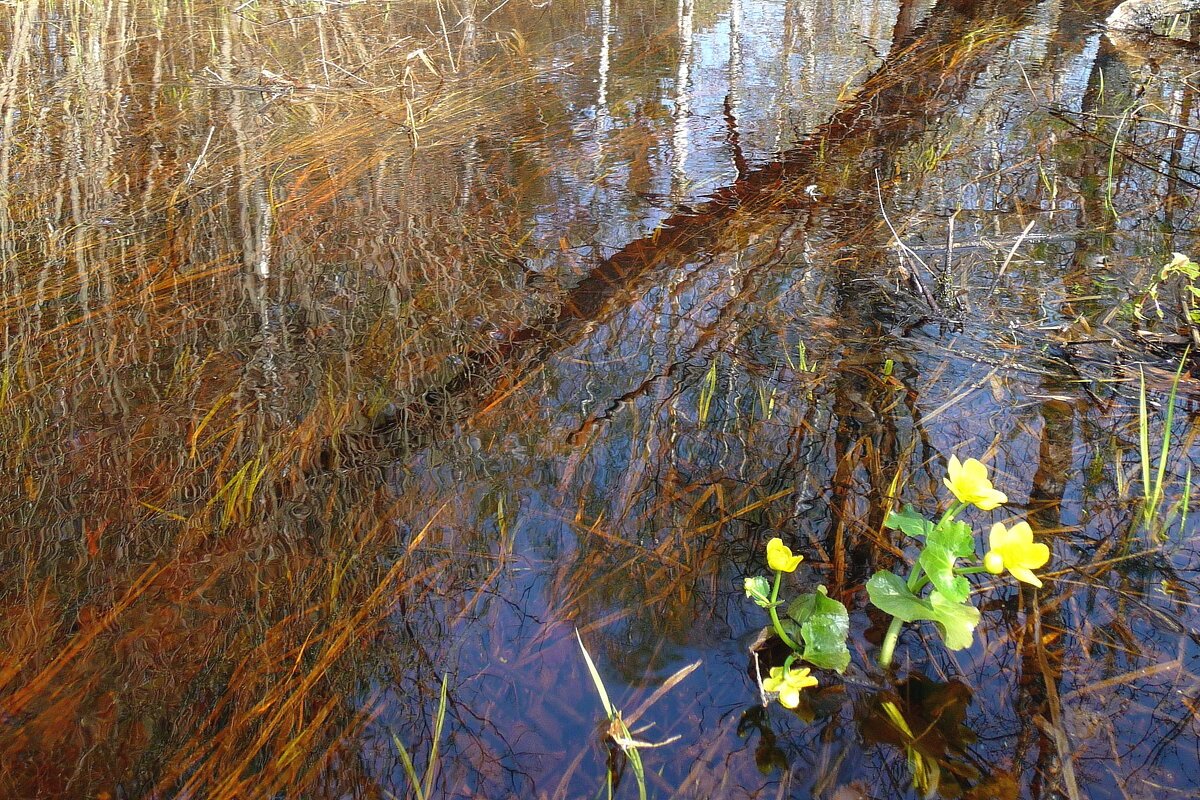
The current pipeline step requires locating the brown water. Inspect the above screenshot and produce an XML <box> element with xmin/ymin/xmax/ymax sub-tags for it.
<box><xmin>2</xmin><ymin>1</ymin><xmax>1200</xmax><ymax>798</ymax></box>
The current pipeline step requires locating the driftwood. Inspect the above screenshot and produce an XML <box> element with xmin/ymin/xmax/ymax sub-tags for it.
<box><xmin>1108</xmin><ymin>0</ymin><xmax>1200</xmax><ymax>30</ymax></box>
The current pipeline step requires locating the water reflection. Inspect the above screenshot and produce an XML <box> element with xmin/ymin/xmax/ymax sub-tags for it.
<box><xmin>1</xmin><ymin>0</ymin><xmax>1198</xmax><ymax>798</ymax></box>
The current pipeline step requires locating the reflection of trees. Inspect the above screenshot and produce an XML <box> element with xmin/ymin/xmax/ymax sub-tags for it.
<box><xmin>467</xmin><ymin>0</ymin><xmax>1048</xmax><ymax>654</ymax></box>
<box><xmin>3</xmin><ymin>0</ymin><xmax>1199</xmax><ymax>797</ymax></box>
<box><xmin>442</xmin><ymin>1</ymin><xmax>1200</xmax><ymax>794</ymax></box>
<box><xmin>0</xmin><ymin>2</ymin><xmax>514</xmax><ymax>796</ymax></box>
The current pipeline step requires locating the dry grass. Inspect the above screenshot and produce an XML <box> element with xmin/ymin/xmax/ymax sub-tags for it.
<box><xmin>0</xmin><ymin>0</ymin><xmax>1198</xmax><ymax>798</ymax></box>
<box><xmin>0</xmin><ymin>1</ymin><xmax>558</xmax><ymax>796</ymax></box>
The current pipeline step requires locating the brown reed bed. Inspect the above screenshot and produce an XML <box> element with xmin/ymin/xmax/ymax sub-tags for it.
<box><xmin>0</xmin><ymin>0</ymin><xmax>1198</xmax><ymax>797</ymax></box>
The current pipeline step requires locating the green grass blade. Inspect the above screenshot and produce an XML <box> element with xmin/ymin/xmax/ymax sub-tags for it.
<box><xmin>576</xmin><ymin>629</ymin><xmax>614</xmax><ymax>718</ymax></box>
<box><xmin>391</xmin><ymin>674</ymin><xmax>450</xmax><ymax>800</ymax></box>
<box><xmin>1139</xmin><ymin>366</ymin><xmax>1151</xmax><ymax>515</ymax></box>
<box><xmin>1181</xmin><ymin>466</ymin><xmax>1192</xmax><ymax>541</ymax></box>
<box><xmin>625</xmin><ymin>735</ymin><xmax>647</xmax><ymax>800</ymax></box>
<box><xmin>1152</xmin><ymin>353</ymin><xmax>1188</xmax><ymax>517</ymax></box>
<box><xmin>391</xmin><ymin>732</ymin><xmax>426</xmax><ymax>800</ymax></box>
<box><xmin>698</xmin><ymin>359</ymin><xmax>718</xmax><ymax>424</ymax></box>
<box><xmin>423</xmin><ymin>675</ymin><xmax>449</xmax><ymax>799</ymax></box>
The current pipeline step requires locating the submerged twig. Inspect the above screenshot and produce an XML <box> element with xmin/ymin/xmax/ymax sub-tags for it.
<box><xmin>875</xmin><ymin>169</ymin><xmax>938</xmax><ymax>312</ymax></box>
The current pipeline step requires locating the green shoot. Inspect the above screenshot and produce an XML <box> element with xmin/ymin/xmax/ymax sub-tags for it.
<box><xmin>390</xmin><ymin>674</ymin><xmax>449</xmax><ymax>800</ymax></box>
<box><xmin>698</xmin><ymin>359</ymin><xmax>718</xmax><ymax>424</ymax></box>
<box><xmin>577</xmin><ymin>630</ymin><xmax>647</xmax><ymax>800</ymax></box>
<box><xmin>1138</xmin><ymin>352</ymin><xmax>1188</xmax><ymax>537</ymax></box>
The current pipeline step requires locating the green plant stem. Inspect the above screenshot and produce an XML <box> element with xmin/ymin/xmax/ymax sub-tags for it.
<box><xmin>768</xmin><ymin>570</ymin><xmax>801</xmax><ymax>651</ymax></box>
<box><xmin>878</xmin><ymin>502</ymin><xmax>965</xmax><ymax>668</ymax></box>
<box><xmin>878</xmin><ymin>562</ymin><xmax>927</xmax><ymax>668</ymax></box>
<box><xmin>938</xmin><ymin>501</ymin><xmax>965</xmax><ymax>528</ymax></box>
<box><xmin>878</xmin><ymin>614</ymin><xmax>904</xmax><ymax>669</ymax></box>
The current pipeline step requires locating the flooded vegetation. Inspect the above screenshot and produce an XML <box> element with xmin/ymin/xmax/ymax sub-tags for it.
<box><xmin>2</xmin><ymin>0</ymin><xmax>1200</xmax><ymax>797</ymax></box>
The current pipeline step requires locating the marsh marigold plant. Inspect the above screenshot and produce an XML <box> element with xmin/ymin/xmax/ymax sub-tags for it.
<box><xmin>744</xmin><ymin>452</ymin><xmax>1053</xmax><ymax>705</ymax></box>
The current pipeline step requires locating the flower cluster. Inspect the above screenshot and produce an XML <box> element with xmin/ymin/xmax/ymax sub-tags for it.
<box><xmin>943</xmin><ymin>455</ymin><xmax>1050</xmax><ymax>585</ymax></box>
<box><xmin>747</xmin><ymin>452</ymin><xmax>1054</xmax><ymax>708</ymax></box>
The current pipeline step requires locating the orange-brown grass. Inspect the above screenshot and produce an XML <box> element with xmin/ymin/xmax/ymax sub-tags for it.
<box><xmin>0</xmin><ymin>0</ymin><xmax>566</xmax><ymax>796</ymax></box>
<box><xmin>2</xmin><ymin>0</ymin><xmax>1198</xmax><ymax>797</ymax></box>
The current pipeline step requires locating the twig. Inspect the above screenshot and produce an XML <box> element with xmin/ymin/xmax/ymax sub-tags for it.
<box><xmin>183</xmin><ymin>126</ymin><xmax>215</xmax><ymax>186</ymax></box>
<box><xmin>875</xmin><ymin>169</ymin><xmax>939</xmax><ymax>311</ymax></box>
<box><xmin>1033</xmin><ymin>603</ymin><xmax>1082</xmax><ymax>800</ymax></box>
<box><xmin>987</xmin><ymin>219</ymin><xmax>1036</xmax><ymax>297</ymax></box>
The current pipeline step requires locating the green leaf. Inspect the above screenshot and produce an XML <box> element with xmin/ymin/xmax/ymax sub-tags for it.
<box><xmin>787</xmin><ymin>586</ymin><xmax>850</xmax><ymax>673</ymax></box>
<box><xmin>929</xmin><ymin>519</ymin><xmax>976</xmax><ymax>559</ymax></box>
<box><xmin>918</xmin><ymin>519</ymin><xmax>975</xmax><ymax>603</ymax></box>
<box><xmin>918</xmin><ymin>543</ymin><xmax>970</xmax><ymax>604</ymax></box>
<box><xmin>928</xmin><ymin>590</ymin><xmax>981</xmax><ymax>651</ymax></box>
<box><xmin>785</xmin><ymin>592</ymin><xmax>815</xmax><ymax>626</ymax></box>
<box><xmin>868</xmin><ymin>574</ymin><xmax>982</xmax><ymax>653</ymax></box>
<box><xmin>866</xmin><ymin>571</ymin><xmax>933</xmax><ymax>622</ymax></box>
<box><xmin>780</xmin><ymin>618</ymin><xmax>803</xmax><ymax>648</ymax></box>
<box><xmin>744</xmin><ymin>575</ymin><xmax>772</xmax><ymax>607</ymax></box>
<box><xmin>884</xmin><ymin>505</ymin><xmax>933</xmax><ymax>539</ymax></box>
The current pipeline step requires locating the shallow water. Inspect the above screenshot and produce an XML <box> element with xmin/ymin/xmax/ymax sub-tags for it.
<box><xmin>2</xmin><ymin>1</ymin><xmax>1200</xmax><ymax>798</ymax></box>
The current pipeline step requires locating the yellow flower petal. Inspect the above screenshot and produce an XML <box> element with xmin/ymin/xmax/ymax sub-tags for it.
<box><xmin>761</xmin><ymin>666</ymin><xmax>787</xmax><ymax>692</ymax></box>
<box><xmin>985</xmin><ymin>522</ymin><xmax>1050</xmax><ymax>587</ymax></box>
<box><xmin>1022</xmin><ymin>541</ymin><xmax>1050</xmax><ymax>569</ymax></box>
<box><xmin>988</xmin><ymin>520</ymin><xmax>1027</xmax><ymax>551</ymax></box>
<box><xmin>763</xmin><ymin>666</ymin><xmax>817</xmax><ymax>708</ymax></box>
<box><xmin>766</xmin><ymin>538</ymin><xmax>804</xmax><ymax>573</ymax></box>
<box><xmin>1008</xmin><ymin>565</ymin><xmax>1043</xmax><ymax>587</ymax></box>
<box><xmin>944</xmin><ymin>456</ymin><xmax>1008</xmax><ymax>510</ymax></box>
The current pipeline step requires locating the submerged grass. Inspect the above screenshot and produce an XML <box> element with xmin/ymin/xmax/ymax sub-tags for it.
<box><xmin>391</xmin><ymin>675</ymin><xmax>449</xmax><ymax>800</ymax></box>
<box><xmin>0</xmin><ymin>0</ymin><xmax>562</xmax><ymax>796</ymax></box>
<box><xmin>1</xmin><ymin>0</ymin><xmax>1199</xmax><ymax>797</ymax></box>
<box><xmin>1137</xmin><ymin>352</ymin><xmax>1188</xmax><ymax>537</ymax></box>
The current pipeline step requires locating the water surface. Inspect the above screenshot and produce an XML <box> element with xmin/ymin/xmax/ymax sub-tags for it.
<box><xmin>2</xmin><ymin>1</ymin><xmax>1199</xmax><ymax>798</ymax></box>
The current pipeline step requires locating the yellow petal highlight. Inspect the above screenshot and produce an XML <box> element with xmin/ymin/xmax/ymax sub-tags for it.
<box><xmin>766</xmin><ymin>538</ymin><xmax>804</xmax><ymax>573</ymax></box>
<box><xmin>762</xmin><ymin>665</ymin><xmax>818</xmax><ymax>708</ymax></box>
<box><xmin>984</xmin><ymin>521</ymin><xmax>1050</xmax><ymax>587</ymax></box>
<box><xmin>943</xmin><ymin>455</ymin><xmax>1008</xmax><ymax>510</ymax></box>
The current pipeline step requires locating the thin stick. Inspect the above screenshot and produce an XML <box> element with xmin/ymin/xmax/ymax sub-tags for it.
<box><xmin>434</xmin><ymin>0</ymin><xmax>458</xmax><ymax>74</ymax></box>
<box><xmin>183</xmin><ymin>126</ymin><xmax>215</xmax><ymax>186</ymax></box>
<box><xmin>875</xmin><ymin>169</ymin><xmax>938</xmax><ymax>310</ymax></box>
<box><xmin>987</xmin><ymin>219</ymin><xmax>1036</xmax><ymax>297</ymax></box>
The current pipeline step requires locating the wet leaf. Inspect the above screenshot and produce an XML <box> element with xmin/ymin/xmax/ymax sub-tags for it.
<box><xmin>929</xmin><ymin>591</ymin><xmax>981</xmax><ymax>651</ymax></box>
<box><xmin>866</xmin><ymin>574</ymin><xmax>980</xmax><ymax>651</ymax></box>
<box><xmin>787</xmin><ymin>586</ymin><xmax>851</xmax><ymax>673</ymax></box>
<box><xmin>884</xmin><ymin>505</ymin><xmax>933</xmax><ymax>538</ymax></box>
<box><xmin>919</xmin><ymin>542</ymin><xmax>971</xmax><ymax>604</ymax></box>
<box><xmin>930</xmin><ymin>519</ymin><xmax>976</xmax><ymax>558</ymax></box>
<box><xmin>866</xmin><ymin>571</ymin><xmax>933</xmax><ymax>622</ymax></box>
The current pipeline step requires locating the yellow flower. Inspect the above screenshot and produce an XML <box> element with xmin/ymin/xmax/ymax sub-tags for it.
<box><xmin>762</xmin><ymin>665</ymin><xmax>818</xmax><ymax>708</ymax></box>
<box><xmin>984</xmin><ymin>521</ymin><xmax>1050</xmax><ymax>587</ymax></box>
<box><xmin>766</xmin><ymin>538</ymin><xmax>803</xmax><ymax>573</ymax></box>
<box><xmin>944</xmin><ymin>456</ymin><xmax>1008</xmax><ymax>511</ymax></box>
